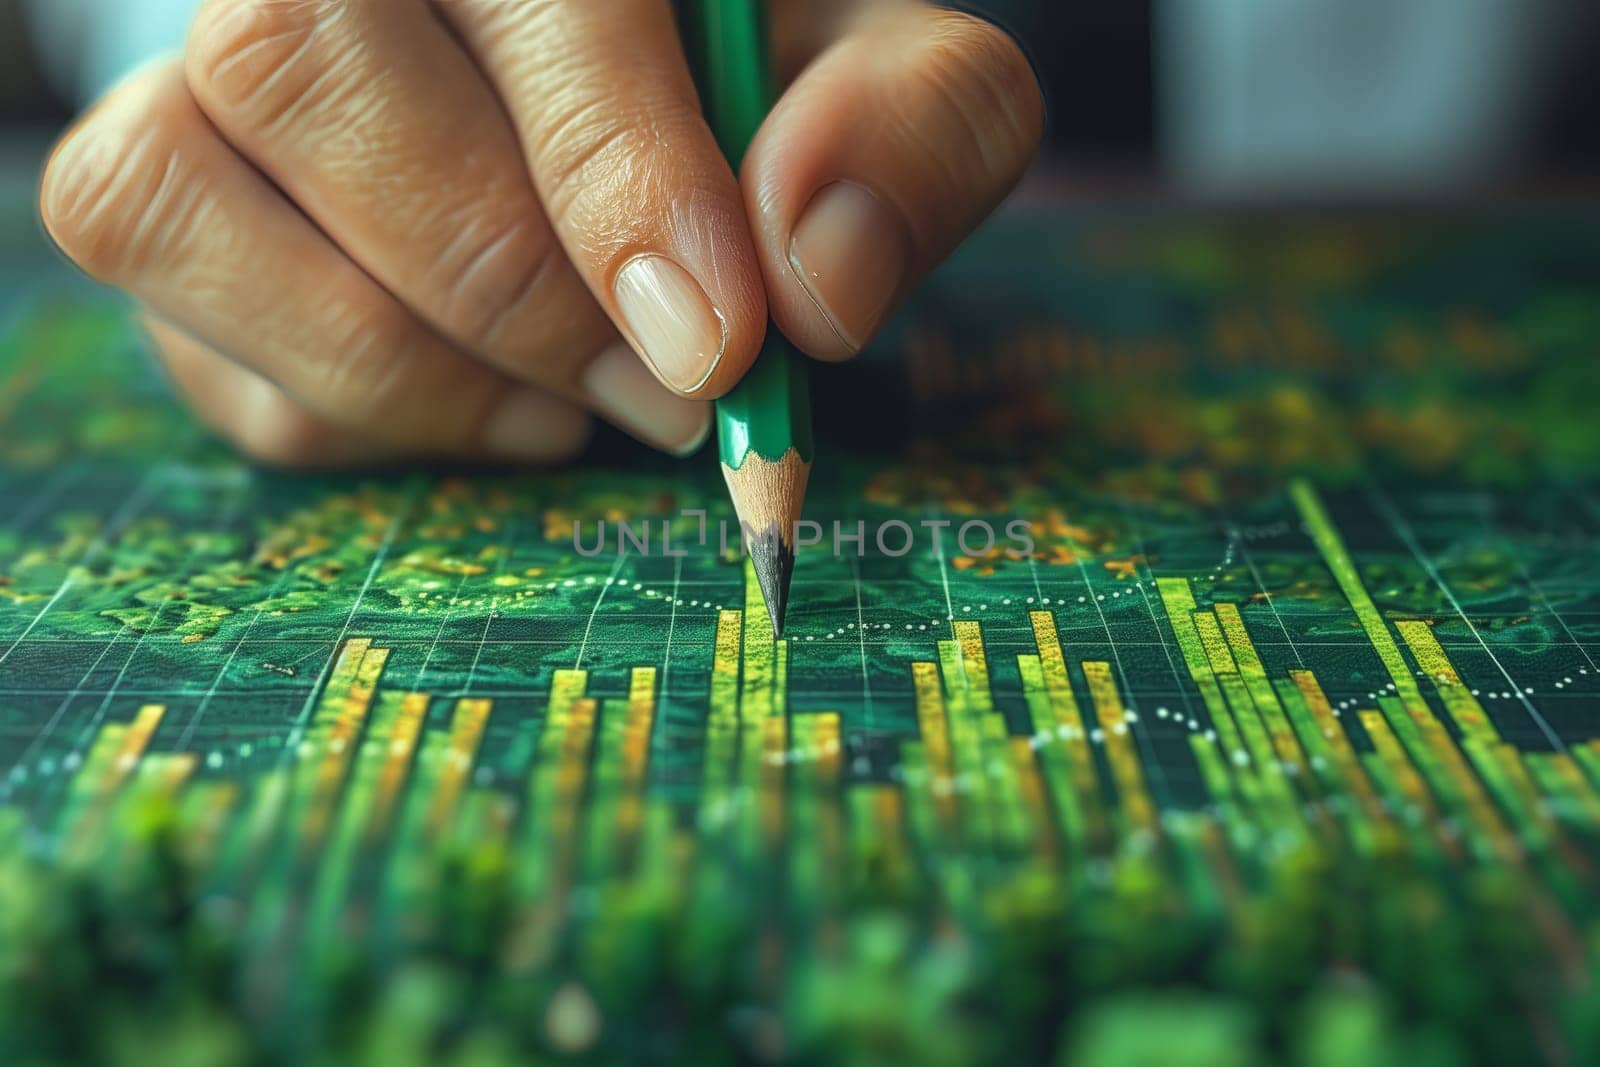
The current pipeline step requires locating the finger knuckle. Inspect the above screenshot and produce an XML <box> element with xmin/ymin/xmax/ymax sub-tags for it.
<box><xmin>531</xmin><ymin>96</ymin><xmax>658</xmax><ymax>226</ymax></box>
<box><xmin>232</xmin><ymin>404</ymin><xmax>332</xmax><ymax>468</ymax></box>
<box><xmin>433</xmin><ymin>215</ymin><xmax>562</xmax><ymax>352</ymax></box>
<box><xmin>306</xmin><ymin>294</ymin><xmax>421</xmax><ymax>427</ymax></box>
<box><xmin>40</xmin><ymin>93</ymin><xmax>212</xmax><ymax>281</ymax></box>
<box><xmin>189</xmin><ymin>0</ymin><xmax>359</xmax><ymax>134</ymax></box>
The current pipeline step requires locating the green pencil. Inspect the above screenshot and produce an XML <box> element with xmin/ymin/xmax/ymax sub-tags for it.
<box><xmin>684</xmin><ymin>0</ymin><xmax>814</xmax><ymax>636</ymax></box>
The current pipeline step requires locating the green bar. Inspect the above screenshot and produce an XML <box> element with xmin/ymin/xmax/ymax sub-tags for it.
<box><xmin>1018</xmin><ymin>653</ymin><xmax>1083</xmax><ymax>854</ymax></box>
<box><xmin>1156</xmin><ymin>579</ymin><xmax>1254</xmax><ymax>792</ymax></box>
<box><xmin>516</xmin><ymin>671</ymin><xmax>589</xmax><ymax>899</ymax></box>
<box><xmin>1288</xmin><ymin>481</ymin><xmax>1429</xmax><ymax>712</ymax></box>
<box><xmin>305</xmin><ymin>686</ymin><xmax>405</xmax><ymax>948</ymax></box>
<box><xmin>584</xmin><ymin>698</ymin><xmax>632</xmax><ymax>886</ymax></box>
<box><xmin>1215</xmin><ymin>603</ymin><xmax>1310</xmax><ymax>781</ymax></box>
<box><xmin>387</xmin><ymin>727</ymin><xmax>452</xmax><ymax>920</ymax></box>
<box><xmin>938</xmin><ymin>638</ymin><xmax>996</xmax><ymax>851</ymax></box>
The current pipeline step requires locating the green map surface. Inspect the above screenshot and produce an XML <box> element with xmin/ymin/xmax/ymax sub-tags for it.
<box><xmin>2</xmin><ymin>209</ymin><xmax>1599</xmax><ymax>1065</ymax></box>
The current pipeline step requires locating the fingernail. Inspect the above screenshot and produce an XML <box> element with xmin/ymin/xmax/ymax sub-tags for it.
<box><xmin>482</xmin><ymin>387</ymin><xmax>588</xmax><ymax>460</ymax></box>
<box><xmin>583</xmin><ymin>343</ymin><xmax>713</xmax><ymax>457</ymax></box>
<box><xmin>614</xmin><ymin>255</ymin><xmax>725</xmax><ymax>394</ymax></box>
<box><xmin>789</xmin><ymin>182</ymin><xmax>910</xmax><ymax>352</ymax></box>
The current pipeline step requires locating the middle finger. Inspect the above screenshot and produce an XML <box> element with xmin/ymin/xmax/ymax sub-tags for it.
<box><xmin>184</xmin><ymin>0</ymin><xmax>707</xmax><ymax>453</ymax></box>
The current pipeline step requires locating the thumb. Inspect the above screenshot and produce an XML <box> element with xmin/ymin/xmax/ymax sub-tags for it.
<box><xmin>743</xmin><ymin>6</ymin><xmax>1043</xmax><ymax>360</ymax></box>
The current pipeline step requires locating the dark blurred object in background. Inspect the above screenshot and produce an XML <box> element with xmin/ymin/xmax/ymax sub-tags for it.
<box><xmin>2</xmin><ymin>0</ymin><xmax>1598</xmax><ymax>192</ymax></box>
<box><xmin>0</xmin><ymin>0</ymin><xmax>63</xmax><ymax>123</ymax></box>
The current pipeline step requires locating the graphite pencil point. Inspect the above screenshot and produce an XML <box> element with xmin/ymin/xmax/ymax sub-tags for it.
<box><xmin>748</xmin><ymin>527</ymin><xmax>795</xmax><ymax>636</ymax></box>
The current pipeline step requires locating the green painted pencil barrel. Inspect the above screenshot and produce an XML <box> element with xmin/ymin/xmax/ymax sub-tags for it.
<box><xmin>684</xmin><ymin>0</ymin><xmax>816</xmax><ymax>470</ymax></box>
<box><xmin>715</xmin><ymin>338</ymin><xmax>814</xmax><ymax>467</ymax></box>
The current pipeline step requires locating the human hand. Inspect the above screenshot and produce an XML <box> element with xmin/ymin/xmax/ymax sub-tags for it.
<box><xmin>40</xmin><ymin>0</ymin><xmax>1042</xmax><ymax>466</ymax></box>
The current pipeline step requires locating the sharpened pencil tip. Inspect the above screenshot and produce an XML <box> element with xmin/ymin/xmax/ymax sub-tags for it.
<box><xmin>749</xmin><ymin>527</ymin><xmax>794</xmax><ymax>638</ymax></box>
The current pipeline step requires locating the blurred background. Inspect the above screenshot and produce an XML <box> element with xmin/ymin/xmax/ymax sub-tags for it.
<box><xmin>3</xmin><ymin>0</ymin><xmax>1599</xmax><ymax>199</ymax></box>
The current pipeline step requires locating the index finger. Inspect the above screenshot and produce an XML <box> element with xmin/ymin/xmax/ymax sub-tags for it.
<box><xmin>437</xmin><ymin>0</ymin><xmax>769</xmax><ymax>399</ymax></box>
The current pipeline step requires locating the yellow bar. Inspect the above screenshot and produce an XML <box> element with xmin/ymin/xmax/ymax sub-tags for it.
<box><xmin>955</xmin><ymin>622</ymin><xmax>1015</xmax><ymax>846</ymax></box>
<box><xmin>181</xmin><ymin>781</ymin><xmax>239</xmax><ymax>868</ymax></box>
<box><xmin>322</xmin><ymin>639</ymin><xmax>373</xmax><ymax>710</ymax></box>
<box><xmin>1194</xmin><ymin>606</ymin><xmax>1303</xmax><ymax>820</ymax></box>
<box><xmin>1579</xmin><ymin>741</ymin><xmax>1600</xmax><ymax>792</ymax></box>
<box><xmin>628</xmin><ymin>666</ymin><xmax>658</xmax><ymax>722</ymax></box>
<box><xmin>813</xmin><ymin>713</ymin><xmax>843</xmax><ymax>778</ymax></box>
<box><xmin>514</xmin><ymin>672</ymin><xmax>590</xmax><ymax>903</ymax></box>
<box><xmin>1463</xmin><ymin>741</ymin><xmax>1556</xmax><ymax>855</ymax></box>
<box><xmin>1358</xmin><ymin>709</ymin><xmax>1438</xmax><ymax>823</ymax></box>
<box><xmin>1028</xmin><ymin>615</ymin><xmax>1105</xmax><ymax>845</ymax></box>
<box><xmin>1493</xmin><ymin>744</ymin><xmax>1553</xmax><ymax>826</ymax></box>
<box><xmin>741</xmin><ymin>561</ymin><xmax>775</xmax><ymax>723</ymax></box>
<box><xmin>1290</xmin><ymin>671</ymin><xmax>1392</xmax><ymax>841</ymax></box>
<box><xmin>939</xmin><ymin>637</ymin><xmax>997</xmax><ymax>847</ymax></box>
<box><xmin>738</xmin><ymin>566</ymin><xmax>783</xmax><ymax>862</ymax></box>
<box><xmin>1531</xmin><ymin>752</ymin><xmax>1600</xmax><ymax>829</ymax></box>
<box><xmin>616</xmin><ymin>667</ymin><xmax>657</xmax><ymax>851</ymax></box>
<box><xmin>548</xmin><ymin>669</ymin><xmax>588</xmax><ymax>723</ymax></box>
<box><xmin>1156</xmin><ymin>580</ymin><xmax>1254</xmax><ymax>805</ymax></box>
<box><xmin>1290</xmin><ymin>481</ymin><xmax>1432</xmax><ymax>713</ymax></box>
<box><xmin>874</xmin><ymin>786</ymin><xmax>909</xmax><ymax>884</ymax></box>
<box><xmin>1395</xmin><ymin>620</ymin><xmax>1499</xmax><ymax>744</ymax></box>
<box><xmin>1212</xmin><ymin>604</ymin><xmax>1263</xmax><ymax>674</ymax></box>
<box><xmin>370</xmin><ymin>693</ymin><xmax>429</xmax><ymax>842</ymax></box>
<box><xmin>135</xmin><ymin>751</ymin><xmax>196</xmax><ymax>795</ymax></box>
<box><xmin>814</xmin><ymin>711</ymin><xmax>844</xmax><ymax>876</ymax></box>
<box><xmin>1215</xmin><ymin>603</ymin><xmax>1307</xmax><ymax>773</ymax></box>
<box><xmin>1029</xmin><ymin>612</ymin><xmax>1092</xmax><ymax>734</ymax></box>
<box><xmin>1083</xmin><ymin>661</ymin><xmax>1156</xmax><ymax>833</ymax></box>
<box><xmin>110</xmin><ymin>704</ymin><xmax>166</xmax><ymax>790</ymax></box>
<box><xmin>562</xmin><ymin>698</ymin><xmax>598</xmax><ymax>775</ymax></box>
<box><xmin>1029</xmin><ymin>613</ymin><xmax>1075</xmax><ymax>701</ymax></box>
<box><xmin>1550</xmin><ymin>753</ymin><xmax>1600</xmax><ymax>825</ymax></box>
<box><xmin>1290</xmin><ymin>481</ymin><xmax>1514</xmax><ymax>860</ymax></box>
<box><xmin>1192</xmin><ymin>611</ymin><xmax>1238</xmax><ymax>677</ymax></box>
<box><xmin>1376</xmin><ymin>690</ymin><xmax>1513</xmax><ymax>865</ymax></box>
<box><xmin>710</xmin><ymin>610</ymin><xmax>742</xmax><ymax>724</ymax></box>
<box><xmin>1292</xmin><ymin>673</ymin><xmax>1362</xmax><ymax>772</ymax></box>
<box><xmin>550</xmin><ymin>697</ymin><xmax>598</xmax><ymax>864</ymax></box>
<box><xmin>161</xmin><ymin>752</ymin><xmax>197</xmax><ymax>792</ymax></box>
<box><xmin>1214</xmin><ymin>671</ymin><xmax>1292</xmax><ymax>809</ymax></box>
<box><xmin>1009</xmin><ymin>737</ymin><xmax>1055</xmax><ymax>861</ymax></box>
<box><xmin>1019</xmin><ymin>654</ymin><xmax>1082</xmax><ymax>852</ymax></box>
<box><xmin>1156</xmin><ymin>579</ymin><xmax>1235</xmax><ymax>726</ymax></box>
<box><xmin>761</xmin><ymin>714</ymin><xmax>787</xmax><ymax>848</ymax></box>
<box><xmin>911</xmin><ymin>661</ymin><xmax>956</xmax><ymax>828</ymax></box>
<box><xmin>64</xmin><ymin>705</ymin><xmax>167</xmax><ymax>862</ymax></box>
<box><xmin>427</xmin><ymin>698</ymin><xmax>492</xmax><ymax>836</ymax></box>
<box><xmin>774</xmin><ymin>639</ymin><xmax>789</xmax><ymax>717</ymax></box>
<box><xmin>953</xmin><ymin>620</ymin><xmax>994</xmax><ymax>714</ymax></box>
<box><xmin>1029</xmin><ymin>613</ymin><xmax>1080</xmax><ymax>711</ymax></box>
<box><xmin>698</xmin><ymin>610</ymin><xmax>744</xmax><ymax>838</ymax></box>
<box><xmin>303</xmin><ymin>645</ymin><xmax>388</xmax><ymax>851</ymax></box>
